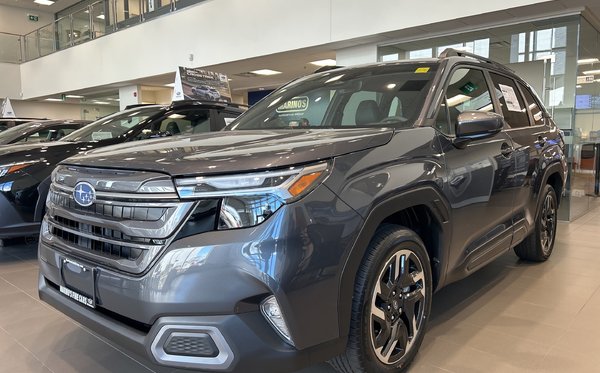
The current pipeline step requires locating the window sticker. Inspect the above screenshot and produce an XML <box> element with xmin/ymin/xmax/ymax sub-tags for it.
<box><xmin>498</xmin><ymin>84</ymin><xmax>522</xmax><ymax>112</ymax></box>
<box><xmin>414</xmin><ymin>67</ymin><xmax>430</xmax><ymax>73</ymax></box>
<box><xmin>459</xmin><ymin>82</ymin><xmax>477</xmax><ymax>94</ymax></box>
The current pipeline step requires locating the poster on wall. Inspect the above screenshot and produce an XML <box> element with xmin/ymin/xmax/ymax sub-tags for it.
<box><xmin>172</xmin><ymin>67</ymin><xmax>232</xmax><ymax>102</ymax></box>
<box><xmin>1</xmin><ymin>98</ymin><xmax>16</xmax><ymax>118</ymax></box>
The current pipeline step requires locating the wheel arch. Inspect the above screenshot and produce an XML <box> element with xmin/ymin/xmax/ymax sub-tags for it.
<box><xmin>543</xmin><ymin>165</ymin><xmax>564</xmax><ymax>206</ymax></box>
<box><xmin>337</xmin><ymin>185</ymin><xmax>451</xmax><ymax>337</ymax></box>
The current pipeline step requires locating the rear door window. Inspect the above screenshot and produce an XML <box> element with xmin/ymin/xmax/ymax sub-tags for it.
<box><xmin>489</xmin><ymin>72</ymin><xmax>531</xmax><ymax>128</ymax></box>
<box><xmin>517</xmin><ymin>82</ymin><xmax>545</xmax><ymax>126</ymax></box>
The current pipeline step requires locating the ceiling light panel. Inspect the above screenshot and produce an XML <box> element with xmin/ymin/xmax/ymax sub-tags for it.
<box><xmin>34</xmin><ymin>0</ymin><xmax>55</xmax><ymax>5</ymax></box>
<box><xmin>250</xmin><ymin>69</ymin><xmax>282</xmax><ymax>76</ymax></box>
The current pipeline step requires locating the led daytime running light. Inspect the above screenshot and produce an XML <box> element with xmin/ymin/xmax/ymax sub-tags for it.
<box><xmin>0</xmin><ymin>161</ymin><xmax>40</xmax><ymax>177</ymax></box>
<box><xmin>175</xmin><ymin>162</ymin><xmax>330</xmax><ymax>201</ymax></box>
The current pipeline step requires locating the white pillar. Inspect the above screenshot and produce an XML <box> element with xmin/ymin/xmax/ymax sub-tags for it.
<box><xmin>118</xmin><ymin>85</ymin><xmax>142</xmax><ymax>111</ymax></box>
<box><xmin>336</xmin><ymin>44</ymin><xmax>378</xmax><ymax>67</ymax></box>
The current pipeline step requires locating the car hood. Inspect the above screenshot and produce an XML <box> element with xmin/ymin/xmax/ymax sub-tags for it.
<box><xmin>0</xmin><ymin>141</ymin><xmax>79</xmax><ymax>162</ymax></box>
<box><xmin>63</xmin><ymin>129</ymin><xmax>394</xmax><ymax>176</ymax></box>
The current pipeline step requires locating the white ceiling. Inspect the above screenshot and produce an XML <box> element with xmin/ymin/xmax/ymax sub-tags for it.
<box><xmin>24</xmin><ymin>0</ymin><xmax>600</xmax><ymax>102</ymax></box>
<box><xmin>0</xmin><ymin>0</ymin><xmax>80</xmax><ymax>13</ymax></box>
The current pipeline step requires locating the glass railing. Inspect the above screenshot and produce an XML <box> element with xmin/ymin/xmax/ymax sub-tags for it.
<box><xmin>0</xmin><ymin>0</ymin><xmax>203</xmax><ymax>64</ymax></box>
<box><xmin>0</xmin><ymin>32</ymin><xmax>22</xmax><ymax>63</ymax></box>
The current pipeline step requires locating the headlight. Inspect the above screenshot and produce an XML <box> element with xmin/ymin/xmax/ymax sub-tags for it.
<box><xmin>175</xmin><ymin>161</ymin><xmax>331</xmax><ymax>229</ymax></box>
<box><xmin>0</xmin><ymin>160</ymin><xmax>40</xmax><ymax>177</ymax></box>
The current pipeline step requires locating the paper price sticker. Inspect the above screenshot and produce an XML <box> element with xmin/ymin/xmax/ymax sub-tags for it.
<box><xmin>414</xmin><ymin>67</ymin><xmax>430</xmax><ymax>74</ymax></box>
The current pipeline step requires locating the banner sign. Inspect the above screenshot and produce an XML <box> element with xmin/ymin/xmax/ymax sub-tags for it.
<box><xmin>1</xmin><ymin>98</ymin><xmax>15</xmax><ymax>118</ymax></box>
<box><xmin>172</xmin><ymin>67</ymin><xmax>231</xmax><ymax>102</ymax></box>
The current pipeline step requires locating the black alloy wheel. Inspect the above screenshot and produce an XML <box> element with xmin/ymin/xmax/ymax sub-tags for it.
<box><xmin>330</xmin><ymin>225</ymin><xmax>432</xmax><ymax>373</ymax></box>
<box><xmin>514</xmin><ymin>184</ymin><xmax>558</xmax><ymax>262</ymax></box>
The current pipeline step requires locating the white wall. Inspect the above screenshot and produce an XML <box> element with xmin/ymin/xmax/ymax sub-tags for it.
<box><xmin>0</xmin><ymin>4</ymin><xmax>54</xmax><ymax>35</ymax></box>
<box><xmin>19</xmin><ymin>0</ymin><xmax>552</xmax><ymax>100</ymax></box>
<box><xmin>10</xmin><ymin>100</ymin><xmax>118</xmax><ymax>120</ymax></box>
<box><xmin>0</xmin><ymin>63</ymin><xmax>21</xmax><ymax>98</ymax></box>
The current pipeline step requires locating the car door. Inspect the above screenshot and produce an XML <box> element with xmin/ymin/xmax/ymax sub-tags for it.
<box><xmin>488</xmin><ymin>72</ymin><xmax>556</xmax><ymax>243</ymax></box>
<box><xmin>436</xmin><ymin>66</ymin><xmax>517</xmax><ymax>277</ymax></box>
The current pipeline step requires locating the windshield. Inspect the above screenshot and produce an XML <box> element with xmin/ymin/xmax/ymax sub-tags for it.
<box><xmin>228</xmin><ymin>63</ymin><xmax>438</xmax><ymax>130</ymax></box>
<box><xmin>0</xmin><ymin>121</ymin><xmax>46</xmax><ymax>143</ymax></box>
<box><xmin>62</xmin><ymin>106</ymin><xmax>163</xmax><ymax>142</ymax></box>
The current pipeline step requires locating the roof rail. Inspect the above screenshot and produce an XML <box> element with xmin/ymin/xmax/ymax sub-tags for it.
<box><xmin>314</xmin><ymin>65</ymin><xmax>344</xmax><ymax>74</ymax></box>
<box><xmin>439</xmin><ymin>48</ymin><xmax>514</xmax><ymax>72</ymax></box>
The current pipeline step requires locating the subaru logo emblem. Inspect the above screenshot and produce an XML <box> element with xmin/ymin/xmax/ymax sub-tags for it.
<box><xmin>73</xmin><ymin>182</ymin><xmax>96</xmax><ymax>207</ymax></box>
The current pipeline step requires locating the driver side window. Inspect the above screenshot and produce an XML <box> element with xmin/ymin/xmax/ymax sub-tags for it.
<box><xmin>436</xmin><ymin>68</ymin><xmax>494</xmax><ymax>136</ymax></box>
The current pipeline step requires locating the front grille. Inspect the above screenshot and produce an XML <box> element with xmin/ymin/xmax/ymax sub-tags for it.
<box><xmin>49</xmin><ymin>190</ymin><xmax>168</xmax><ymax>221</ymax></box>
<box><xmin>50</xmin><ymin>216</ymin><xmax>145</xmax><ymax>261</ymax></box>
<box><xmin>44</xmin><ymin>168</ymin><xmax>194</xmax><ymax>274</ymax></box>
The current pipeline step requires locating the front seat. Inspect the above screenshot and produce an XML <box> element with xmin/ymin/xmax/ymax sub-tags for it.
<box><xmin>165</xmin><ymin>121</ymin><xmax>180</xmax><ymax>135</ymax></box>
<box><xmin>355</xmin><ymin>100</ymin><xmax>382</xmax><ymax>125</ymax></box>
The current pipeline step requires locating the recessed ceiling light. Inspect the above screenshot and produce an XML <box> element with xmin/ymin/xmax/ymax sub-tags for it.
<box><xmin>250</xmin><ymin>69</ymin><xmax>282</xmax><ymax>76</ymax></box>
<box><xmin>583</xmin><ymin>69</ymin><xmax>600</xmax><ymax>75</ymax></box>
<box><xmin>164</xmin><ymin>83</ymin><xmax>175</xmax><ymax>87</ymax></box>
<box><xmin>576</xmin><ymin>85</ymin><xmax>582</xmax><ymax>88</ymax></box>
<box><xmin>65</xmin><ymin>94</ymin><xmax>84</xmax><ymax>99</ymax></box>
<box><xmin>93</xmin><ymin>101</ymin><xmax>110</xmax><ymax>104</ymax></box>
<box><xmin>44</xmin><ymin>98</ymin><xmax>62</xmax><ymax>101</ymax></box>
<box><xmin>310</xmin><ymin>59</ymin><xmax>336</xmax><ymax>67</ymax></box>
<box><xmin>96</xmin><ymin>14</ymin><xmax>105</xmax><ymax>19</ymax></box>
<box><xmin>34</xmin><ymin>0</ymin><xmax>55</xmax><ymax>5</ymax></box>
<box><xmin>578</xmin><ymin>58</ymin><xmax>599</xmax><ymax>65</ymax></box>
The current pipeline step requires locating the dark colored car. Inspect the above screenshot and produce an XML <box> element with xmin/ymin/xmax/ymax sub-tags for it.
<box><xmin>0</xmin><ymin>119</ymin><xmax>91</xmax><ymax>145</ymax></box>
<box><xmin>0</xmin><ymin>117</ymin><xmax>47</xmax><ymax>132</ymax></box>
<box><xmin>38</xmin><ymin>50</ymin><xmax>566</xmax><ymax>373</ymax></box>
<box><xmin>0</xmin><ymin>100</ymin><xmax>245</xmax><ymax>240</ymax></box>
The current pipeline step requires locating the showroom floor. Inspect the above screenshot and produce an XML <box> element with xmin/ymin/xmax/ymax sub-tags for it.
<box><xmin>1</xmin><ymin>201</ymin><xmax>600</xmax><ymax>373</ymax></box>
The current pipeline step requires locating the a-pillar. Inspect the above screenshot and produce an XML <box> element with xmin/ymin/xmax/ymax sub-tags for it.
<box><xmin>118</xmin><ymin>85</ymin><xmax>142</xmax><ymax>111</ymax></box>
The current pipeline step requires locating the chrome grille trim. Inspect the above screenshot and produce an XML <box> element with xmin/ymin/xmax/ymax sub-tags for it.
<box><xmin>47</xmin><ymin>217</ymin><xmax>161</xmax><ymax>250</ymax></box>
<box><xmin>53</xmin><ymin>183</ymin><xmax>180</xmax><ymax>200</ymax></box>
<box><xmin>44</xmin><ymin>166</ymin><xmax>195</xmax><ymax>274</ymax></box>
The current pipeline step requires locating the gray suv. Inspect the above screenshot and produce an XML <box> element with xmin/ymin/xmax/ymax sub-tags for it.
<box><xmin>38</xmin><ymin>49</ymin><xmax>566</xmax><ymax>373</ymax></box>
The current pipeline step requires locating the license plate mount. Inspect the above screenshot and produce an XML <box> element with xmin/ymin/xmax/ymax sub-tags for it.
<box><xmin>59</xmin><ymin>257</ymin><xmax>96</xmax><ymax>309</ymax></box>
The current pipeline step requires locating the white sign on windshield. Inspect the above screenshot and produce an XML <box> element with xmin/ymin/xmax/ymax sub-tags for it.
<box><xmin>91</xmin><ymin>132</ymin><xmax>113</xmax><ymax>141</ymax></box>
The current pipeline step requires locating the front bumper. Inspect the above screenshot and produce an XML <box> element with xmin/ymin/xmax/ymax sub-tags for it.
<box><xmin>0</xmin><ymin>192</ymin><xmax>39</xmax><ymax>239</ymax></box>
<box><xmin>39</xmin><ymin>272</ymin><xmax>343</xmax><ymax>372</ymax></box>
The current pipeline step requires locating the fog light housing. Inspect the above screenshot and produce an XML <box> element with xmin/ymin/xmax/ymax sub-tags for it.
<box><xmin>260</xmin><ymin>295</ymin><xmax>294</xmax><ymax>346</ymax></box>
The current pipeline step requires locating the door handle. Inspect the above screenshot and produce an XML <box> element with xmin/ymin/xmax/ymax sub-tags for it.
<box><xmin>501</xmin><ymin>142</ymin><xmax>514</xmax><ymax>157</ymax></box>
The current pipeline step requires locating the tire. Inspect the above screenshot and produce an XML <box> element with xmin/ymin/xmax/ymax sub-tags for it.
<box><xmin>514</xmin><ymin>184</ymin><xmax>558</xmax><ymax>262</ymax></box>
<box><xmin>330</xmin><ymin>225</ymin><xmax>432</xmax><ymax>373</ymax></box>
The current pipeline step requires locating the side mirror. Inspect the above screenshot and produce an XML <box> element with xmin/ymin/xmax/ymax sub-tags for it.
<box><xmin>456</xmin><ymin>111</ymin><xmax>503</xmax><ymax>139</ymax></box>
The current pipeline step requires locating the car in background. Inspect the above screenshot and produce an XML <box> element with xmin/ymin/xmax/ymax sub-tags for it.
<box><xmin>0</xmin><ymin>118</ymin><xmax>47</xmax><ymax>132</ymax></box>
<box><xmin>191</xmin><ymin>85</ymin><xmax>221</xmax><ymax>101</ymax></box>
<box><xmin>0</xmin><ymin>119</ymin><xmax>91</xmax><ymax>146</ymax></box>
<box><xmin>0</xmin><ymin>100</ymin><xmax>245</xmax><ymax>241</ymax></box>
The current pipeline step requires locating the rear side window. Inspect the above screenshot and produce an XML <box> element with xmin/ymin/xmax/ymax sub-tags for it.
<box><xmin>517</xmin><ymin>82</ymin><xmax>545</xmax><ymax>126</ymax></box>
<box><xmin>489</xmin><ymin>72</ymin><xmax>530</xmax><ymax>128</ymax></box>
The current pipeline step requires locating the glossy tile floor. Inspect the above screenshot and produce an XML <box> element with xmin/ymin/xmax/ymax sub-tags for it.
<box><xmin>1</xmin><ymin>200</ymin><xmax>600</xmax><ymax>372</ymax></box>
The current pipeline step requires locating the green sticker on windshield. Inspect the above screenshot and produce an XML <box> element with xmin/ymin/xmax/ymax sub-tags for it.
<box><xmin>460</xmin><ymin>82</ymin><xmax>477</xmax><ymax>94</ymax></box>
